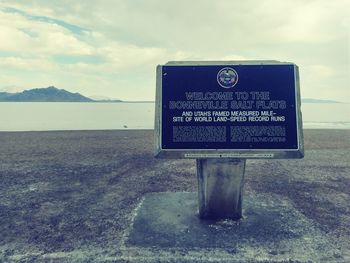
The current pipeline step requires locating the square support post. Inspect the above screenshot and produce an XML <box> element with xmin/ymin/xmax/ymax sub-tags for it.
<box><xmin>197</xmin><ymin>158</ymin><xmax>246</xmax><ymax>220</ymax></box>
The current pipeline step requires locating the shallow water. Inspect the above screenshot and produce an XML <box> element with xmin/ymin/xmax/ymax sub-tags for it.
<box><xmin>0</xmin><ymin>102</ymin><xmax>349</xmax><ymax>131</ymax></box>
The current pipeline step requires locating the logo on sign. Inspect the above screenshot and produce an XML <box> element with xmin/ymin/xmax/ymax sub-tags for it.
<box><xmin>217</xmin><ymin>67</ymin><xmax>238</xmax><ymax>88</ymax></box>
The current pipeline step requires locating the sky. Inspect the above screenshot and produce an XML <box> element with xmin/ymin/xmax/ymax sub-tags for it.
<box><xmin>0</xmin><ymin>0</ymin><xmax>349</xmax><ymax>101</ymax></box>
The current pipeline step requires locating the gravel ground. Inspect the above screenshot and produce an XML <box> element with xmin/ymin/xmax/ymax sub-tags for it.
<box><xmin>0</xmin><ymin>129</ymin><xmax>349</xmax><ymax>262</ymax></box>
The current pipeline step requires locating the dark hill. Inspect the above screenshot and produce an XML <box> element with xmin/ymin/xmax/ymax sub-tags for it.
<box><xmin>0</xmin><ymin>86</ymin><xmax>94</xmax><ymax>102</ymax></box>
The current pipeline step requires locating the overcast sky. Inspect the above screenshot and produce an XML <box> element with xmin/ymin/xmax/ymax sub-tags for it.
<box><xmin>0</xmin><ymin>0</ymin><xmax>349</xmax><ymax>101</ymax></box>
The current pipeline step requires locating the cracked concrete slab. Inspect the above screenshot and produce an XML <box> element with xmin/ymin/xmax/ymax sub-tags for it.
<box><xmin>121</xmin><ymin>192</ymin><xmax>341</xmax><ymax>262</ymax></box>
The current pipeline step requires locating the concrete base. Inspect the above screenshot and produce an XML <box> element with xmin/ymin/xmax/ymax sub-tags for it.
<box><xmin>120</xmin><ymin>192</ymin><xmax>341</xmax><ymax>263</ymax></box>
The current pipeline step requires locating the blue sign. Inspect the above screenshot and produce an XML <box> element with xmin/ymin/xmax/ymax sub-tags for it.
<box><xmin>159</xmin><ymin>63</ymin><xmax>300</xmax><ymax>151</ymax></box>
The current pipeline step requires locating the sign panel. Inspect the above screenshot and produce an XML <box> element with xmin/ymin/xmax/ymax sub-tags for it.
<box><xmin>155</xmin><ymin>61</ymin><xmax>304</xmax><ymax>159</ymax></box>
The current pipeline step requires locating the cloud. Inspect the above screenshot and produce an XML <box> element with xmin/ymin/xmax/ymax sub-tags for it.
<box><xmin>307</xmin><ymin>65</ymin><xmax>337</xmax><ymax>78</ymax></box>
<box><xmin>0</xmin><ymin>56</ymin><xmax>56</xmax><ymax>71</ymax></box>
<box><xmin>0</xmin><ymin>10</ymin><xmax>93</xmax><ymax>56</ymax></box>
<box><xmin>0</xmin><ymin>0</ymin><xmax>348</xmax><ymax>101</ymax></box>
<box><xmin>2</xmin><ymin>7</ymin><xmax>88</xmax><ymax>35</ymax></box>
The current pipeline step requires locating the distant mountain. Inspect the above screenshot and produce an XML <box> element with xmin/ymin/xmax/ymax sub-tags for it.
<box><xmin>0</xmin><ymin>92</ymin><xmax>13</xmax><ymax>100</ymax></box>
<box><xmin>89</xmin><ymin>95</ymin><xmax>116</xmax><ymax>101</ymax></box>
<box><xmin>0</xmin><ymin>86</ymin><xmax>94</xmax><ymax>102</ymax></box>
<box><xmin>301</xmin><ymin>98</ymin><xmax>342</xmax><ymax>104</ymax></box>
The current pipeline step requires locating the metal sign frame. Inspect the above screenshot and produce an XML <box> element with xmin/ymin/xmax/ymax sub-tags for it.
<box><xmin>154</xmin><ymin>61</ymin><xmax>304</xmax><ymax>159</ymax></box>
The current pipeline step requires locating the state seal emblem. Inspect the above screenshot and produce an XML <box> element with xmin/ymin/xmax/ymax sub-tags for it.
<box><xmin>217</xmin><ymin>67</ymin><xmax>238</xmax><ymax>88</ymax></box>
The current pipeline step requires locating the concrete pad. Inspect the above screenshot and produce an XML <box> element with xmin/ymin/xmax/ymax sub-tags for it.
<box><xmin>120</xmin><ymin>192</ymin><xmax>342</xmax><ymax>263</ymax></box>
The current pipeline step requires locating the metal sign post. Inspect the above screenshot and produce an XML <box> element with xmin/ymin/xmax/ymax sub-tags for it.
<box><xmin>197</xmin><ymin>158</ymin><xmax>245</xmax><ymax>219</ymax></box>
<box><xmin>154</xmin><ymin>61</ymin><xmax>304</xmax><ymax>220</ymax></box>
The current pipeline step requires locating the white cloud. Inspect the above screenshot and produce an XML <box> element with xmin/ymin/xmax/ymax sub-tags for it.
<box><xmin>0</xmin><ymin>56</ymin><xmax>56</xmax><ymax>71</ymax></box>
<box><xmin>0</xmin><ymin>0</ymin><xmax>348</xmax><ymax>101</ymax></box>
<box><xmin>307</xmin><ymin>65</ymin><xmax>337</xmax><ymax>78</ymax></box>
<box><xmin>0</xmin><ymin>11</ymin><xmax>93</xmax><ymax>56</ymax></box>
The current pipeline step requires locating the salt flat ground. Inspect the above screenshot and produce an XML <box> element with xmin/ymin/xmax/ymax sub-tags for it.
<box><xmin>0</xmin><ymin>130</ymin><xmax>349</xmax><ymax>262</ymax></box>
